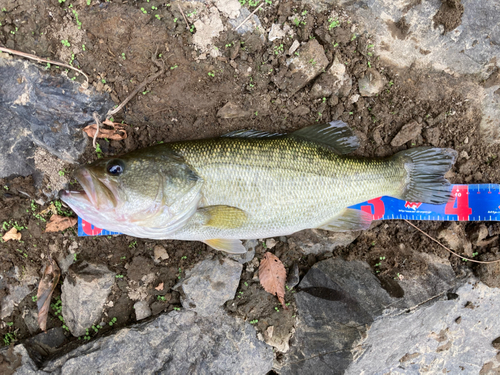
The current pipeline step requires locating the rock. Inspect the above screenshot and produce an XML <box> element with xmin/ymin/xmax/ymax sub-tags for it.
<box><xmin>288</xmin><ymin>40</ymin><xmax>300</xmax><ymax>55</ymax></box>
<box><xmin>0</xmin><ymin>55</ymin><xmax>112</xmax><ymax>179</ymax></box>
<box><xmin>390</xmin><ymin>121</ymin><xmax>423</xmax><ymax>147</ymax></box>
<box><xmin>153</xmin><ymin>245</ymin><xmax>169</xmax><ymax>262</ymax></box>
<box><xmin>61</xmin><ymin>262</ymin><xmax>115</xmax><ymax>337</ymax></box>
<box><xmin>286</xmin><ymin>262</ymin><xmax>300</xmax><ymax>289</ymax></box>
<box><xmin>227</xmin><ymin>7</ymin><xmax>263</xmax><ymax>35</ymax></box>
<box><xmin>217</xmin><ymin>101</ymin><xmax>252</xmax><ymax>119</ymax></box>
<box><xmin>358</xmin><ymin>68</ymin><xmax>384</xmax><ymax>97</ymax></box>
<box><xmin>277</xmin><ymin>40</ymin><xmax>329</xmax><ymax>96</ymax></box>
<box><xmin>229</xmin><ymin>240</ymin><xmax>256</xmax><ymax>264</ymax></box>
<box><xmin>0</xmin><ymin>266</ymin><xmax>38</xmax><ymax>320</ymax></box>
<box><xmin>269</xmin><ymin>23</ymin><xmax>286</xmax><ymax>41</ymax></box>
<box><xmin>476</xmin><ymin>252</ymin><xmax>500</xmax><ymax>288</ymax></box>
<box><xmin>279</xmin><ymin>255</ymin><xmax>461</xmax><ymax>374</ymax></box>
<box><xmin>10</xmin><ymin>311</ymin><xmax>273</xmax><ymax>374</ymax></box>
<box><xmin>192</xmin><ymin>8</ymin><xmax>224</xmax><ymax>53</ymax></box>
<box><xmin>180</xmin><ymin>257</ymin><xmax>242</xmax><ymax>316</ymax></box>
<box><xmin>133</xmin><ymin>301</ymin><xmax>152</xmax><ymax>321</ymax></box>
<box><xmin>438</xmin><ymin>222</ymin><xmax>473</xmax><ymax>256</ymax></box>
<box><xmin>288</xmin><ymin>229</ymin><xmax>361</xmax><ymax>255</ymax></box>
<box><xmin>423</xmin><ymin>126</ymin><xmax>441</xmax><ymax>146</ymax></box>
<box><xmin>23</xmin><ymin>308</ymin><xmax>40</xmax><ymax>335</ymax></box>
<box><xmin>24</xmin><ymin>327</ymin><xmax>66</xmax><ymax>359</ymax></box>
<box><xmin>292</xmin><ymin>105</ymin><xmax>310</xmax><ymax>116</ymax></box>
<box><xmin>310</xmin><ymin>54</ymin><xmax>351</xmax><ymax>99</ymax></box>
<box><xmin>214</xmin><ymin>0</ymin><xmax>241</xmax><ymax>19</ymax></box>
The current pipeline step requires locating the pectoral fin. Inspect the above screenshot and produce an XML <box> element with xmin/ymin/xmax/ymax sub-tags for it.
<box><xmin>198</xmin><ymin>205</ymin><xmax>247</xmax><ymax>229</ymax></box>
<box><xmin>203</xmin><ymin>239</ymin><xmax>246</xmax><ymax>254</ymax></box>
<box><xmin>318</xmin><ymin>208</ymin><xmax>372</xmax><ymax>232</ymax></box>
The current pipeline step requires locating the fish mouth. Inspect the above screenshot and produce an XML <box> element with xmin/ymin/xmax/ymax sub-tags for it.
<box><xmin>59</xmin><ymin>168</ymin><xmax>117</xmax><ymax>210</ymax></box>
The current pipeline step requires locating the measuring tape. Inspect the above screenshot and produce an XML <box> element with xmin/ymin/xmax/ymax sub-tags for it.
<box><xmin>78</xmin><ymin>184</ymin><xmax>500</xmax><ymax>237</ymax></box>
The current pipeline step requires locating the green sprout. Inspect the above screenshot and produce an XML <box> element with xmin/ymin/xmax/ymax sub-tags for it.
<box><xmin>208</xmin><ymin>71</ymin><xmax>215</xmax><ymax>77</ymax></box>
<box><xmin>115</xmin><ymin>274</ymin><xmax>124</xmax><ymax>279</ymax></box>
<box><xmin>155</xmin><ymin>14</ymin><xmax>161</xmax><ymax>20</ymax></box>
<box><xmin>173</xmin><ymin>307</ymin><xmax>181</xmax><ymax>311</ymax></box>
<box><xmin>140</xmin><ymin>7</ymin><xmax>147</xmax><ymax>14</ymax></box>
<box><xmin>61</xmin><ymin>39</ymin><xmax>71</xmax><ymax>47</ymax></box>
<box><xmin>328</xmin><ymin>18</ymin><xmax>340</xmax><ymax>29</ymax></box>
<box><xmin>249</xmin><ymin>319</ymin><xmax>258</xmax><ymax>324</ymax></box>
<box><xmin>121</xmin><ymin>52</ymin><xmax>126</xmax><ymax>60</ymax></box>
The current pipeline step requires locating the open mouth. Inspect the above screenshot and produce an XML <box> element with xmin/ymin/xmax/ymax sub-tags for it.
<box><xmin>59</xmin><ymin>168</ymin><xmax>116</xmax><ymax>209</ymax></box>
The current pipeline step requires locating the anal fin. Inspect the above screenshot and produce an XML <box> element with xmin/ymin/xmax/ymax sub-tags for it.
<box><xmin>318</xmin><ymin>208</ymin><xmax>372</xmax><ymax>232</ymax></box>
<box><xmin>199</xmin><ymin>205</ymin><xmax>247</xmax><ymax>229</ymax></box>
<box><xmin>203</xmin><ymin>239</ymin><xmax>246</xmax><ymax>254</ymax></box>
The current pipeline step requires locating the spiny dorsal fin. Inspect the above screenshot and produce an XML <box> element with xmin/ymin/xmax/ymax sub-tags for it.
<box><xmin>318</xmin><ymin>208</ymin><xmax>372</xmax><ymax>232</ymax></box>
<box><xmin>203</xmin><ymin>239</ymin><xmax>246</xmax><ymax>254</ymax></box>
<box><xmin>291</xmin><ymin>121</ymin><xmax>359</xmax><ymax>154</ymax></box>
<box><xmin>198</xmin><ymin>205</ymin><xmax>247</xmax><ymax>229</ymax></box>
<box><xmin>221</xmin><ymin>129</ymin><xmax>284</xmax><ymax>138</ymax></box>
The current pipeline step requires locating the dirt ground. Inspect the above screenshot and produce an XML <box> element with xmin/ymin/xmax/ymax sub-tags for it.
<box><xmin>1</xmin><ymin>0</ymin><xmax>500</xmax><ymax>363</ymax></box>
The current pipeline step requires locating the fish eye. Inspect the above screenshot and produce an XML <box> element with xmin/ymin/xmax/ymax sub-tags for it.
<box><xmin>106</xmin><ymin>159</ymin><xmax>125</xmax><ymax>176</ymax></box>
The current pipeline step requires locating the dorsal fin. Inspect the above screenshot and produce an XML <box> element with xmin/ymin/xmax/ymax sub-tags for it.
<box><xmin>221</xmin><ymin>129</ymin><xmax>284</xmax><ymax>138</ymax></box>
<box><xmin>290</xmin><ymin>121</ymin><xmax>359</xmax><ymax>154</ymax></box>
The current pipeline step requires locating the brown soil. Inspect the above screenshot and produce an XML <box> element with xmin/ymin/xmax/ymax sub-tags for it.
<box><xmin>1</xmin><ymin>0</ymin><xmax>500</xmax><ymax>364</ymax></box>
<box><xmin>433</xmin><ymin>0</ymin><xmax>464</xmax><ymax>33</ymax></box>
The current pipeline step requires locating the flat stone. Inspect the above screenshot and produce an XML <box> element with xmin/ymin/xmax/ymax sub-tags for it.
<box><xmin>269</xmin><ymin>23</ymin><xmax>286</xmax><ymax>41</ymax></box>
<box><xmin>25</xmin><ymin>327</ymin><xmax>66</xmax><ymax>358</ymax></box>
<box><xmin>217</xmin><ymin>101</ymin><xmax>252</xmax><ymax>119</ymax></box>
<box><xmin>310</xmin><ymin>54</ymin><xmax>351</xmax><ymax>99</ymax></box>
<box><xmin>390</xmin><ymin>120</ymin><xmax>423</xmax><ymax>147</ymax></box>
<box><xmin>288</xmin><ymin>229</ymin><xmax>361</xmax><ymax>255</ymax></box>
<box><xmin>133</xmin><ymin>301</ymin><xmax>152</xmax><ymax>321</ymax></box>
<box><xmin>277</xmin><ymin>40</ymin><xmax>329</xmax><ymax>96</ymax></box>
<box><xmin>279</xmin><ymin>255</ymin><xmax>459</xmax><ymax>374</ymax></box>
<box><xmin>10</xmin><ymin>311</ymin><xmax>274</xmax><ymax>374</ymax></box>
<box><xmin>358</xmin><ymin>68</ymin><xmax>384</xmax><ymax>97</ymax></box>
<box><xmin>227</xmin><ymin>7</ymin><xmax>263</xmax><ymax>35</ymax></box>
<box><xmin>180</xmin><ymin>257</ymin><xmax>242</xmax><ymax>316</ymax></box>
<box><xmin>61</xmin><ymin>262</ymin><xmax>115</xmax><ymax>337</ymax></box>
<box><xmin>0</xmin><ymin>55</ymin><xmax>112</xmax><ymax>179</ymax></box>
<box><xmin>153</xmin><ymin>245</ymin><xmax>169</xmax><ymax>262</ymax></box>
<box><xmin>192</xmin><ymin>8</ymin><xmax>224</xmax><ymax>52</ymax></box>
<box><xmin>214</xmin><ymin>0</ymin><xmax>241</xmax><ymax>19</ymax></box>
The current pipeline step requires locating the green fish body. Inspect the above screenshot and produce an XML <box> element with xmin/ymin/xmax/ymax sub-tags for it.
<box><xmin>61</xmin><ymin>121</ymin><xmax>457</xmax><ymax>253</ymax></box>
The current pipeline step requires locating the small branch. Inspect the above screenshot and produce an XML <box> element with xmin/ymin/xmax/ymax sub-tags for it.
<box><xmin>0</xmin><ymin>46</ymin><xmax>89</xmax><ymax>83</ymax></box>
<box><xmin>234</xmin><ymin>3</ymin><xmax>263</xmax><ymax>31</ymax></box>
<box><xmin>92</xmin><ymin>112</ymin><xmax>101</xmax><ymax>148</ymax></box>
<box><xmin>106</xmin><ymin>49</ymin><xmax>165</xmax><ymax>119</ymax></box>
<box><xmin>404</xmin><ymin>220</ymin><xmax>500</xmax><ymax>264</ymax></box>
<box><xmin>177</xmin><ymin>4</ymin><xmax>190</xmax><ymax>30</ymax></box>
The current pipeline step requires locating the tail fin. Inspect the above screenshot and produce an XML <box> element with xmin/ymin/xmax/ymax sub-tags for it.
<box><xmin>394</xmin><ymin>147</ymin><xmax>458</xmax><ymax>204</ymax></box>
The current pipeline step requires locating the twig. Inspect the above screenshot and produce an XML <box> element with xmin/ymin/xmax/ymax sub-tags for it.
<box><xmin>106</xmin><ymin>49</ymin><xmax>165</xmax><ymax>119</ymax></box>
<box><xmin>404</xmin><ymin>220</ymin><xmax>500</xmax><ymax>264</ymax></box>
<box><xmin>0</xmin><ymin>46</ymin><xmax>89</xmax><ymax>83</ymax></box>
<box><xmin>234</xmin><ymin>3</ymin><xmax>263</xmax><ymax>30</ymax></box>
<box><xmin>177</xmin><ymin>4</ymin><xmax>190</xmax><ymax>30</ymax></box>
<box><xmin>92</xmin><ymin>112</ymin><xmax>101</xmax><ymax>148</ymax></box>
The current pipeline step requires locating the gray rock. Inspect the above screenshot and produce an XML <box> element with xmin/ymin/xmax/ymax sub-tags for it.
<box><xmin>217</xmin><ymin>101</ymin><xmax>252</xmax><ymax>119</ymax></box>
<box><xmin>229</xmin><ymin>240</ymin><xmax>256</xmax><ymax>264</ymax></box>
<box><xmin>310</xmin><ymin>54</ymin><xmax>351</xmax><ymax>99</ymax></box>
<box><xmin>288</xmin><ymin>229</ymin><xmax>361</xmax><ymax>255</ymax></box>
<box><xmin>214</xmin><ymin>0</ymin><xmax>241</xmax><ymax>19</ymax></box>
<box><xmin>358</xmin><ymin>68</ymin><xmax>384</xmax><ymax>97</ymax></box>
<box><xmin>61</xmin><ymin>262</ymin><xmax>115</xmax><ymax>337</ymax></box>
<box><xmin>227</xmin><ymin>7</ymin><xmax>263</xmax><ymax>35</ymax></box>
<box><xmin>278</xmin><ymin>40</ymin><xmax>329</xmax><ymax>96</ymax></box>
<box><xmin>25</xmin><ymin>327</ymin><xmax>66</xmax><ymax>358</ymax></box>
<box><xmin>1</xmin><ymin>266</ymin><xmax>39</xmax><ymax>320</ymax></box>
<box><xmin>180</xmin><ymin>257</ymin><xmax>242</xmax><ymax>316</ymax></box>
<box><xmin>133</xmin><ymin>301</ymin><xmax>152</xmax><ymax>321</ymax></box>
<box><xmin>0</xmin><ymin>55</ymin><xmax>112</xmax><ymax>179</ymax></box>
<box><xmin>279</xmin><ymin>255</ymin><xmax>459</xmax><ymax>374</ymax></box>
<box><xmin>390</xmin><ymin>120</ymin><xmax>423</xmax><ymax>147</ymax></box>
<box><xmin>269</xmin><ymin>23</ymin><xmax>286</xmax><ymax>41</ymax></box>
<box><xmin>288</xmin><ymin>40</ymin><xmax>301</xmax><ymax>55</ymax></box>
<box><xmin>12</xmin><ymin>311</ymin><xmax>274</xmax><ymax>374</ymax></box>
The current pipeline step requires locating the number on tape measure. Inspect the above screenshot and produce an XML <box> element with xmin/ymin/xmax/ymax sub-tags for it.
<box><xmin>444</xmin><ymin>185</ymin><xmax>472</xmax><ymax>220</ymax></box>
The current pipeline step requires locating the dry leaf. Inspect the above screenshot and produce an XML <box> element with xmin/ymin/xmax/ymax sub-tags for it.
<box><xmin>155</xmin><ymin>282</ymin><xmax>164</xmax><ymax>291</ymax></box>
<box><xmin>45</xmin><ymin>215</ymin><xmax>77</xmax><ymax>232</ymax></box>
<box><xmin>83</xmin><ymin>119</ymin><xmax>128</xmax><ymax>140</ymax></box>
<box><xmin>37</xmin><ymin>256</ymin><xmax>61</xmax><ymax>331</ymax></box>
<box><xmin>259</xmin><ymin>252</ymin><xmax>287</xmax><ymax>309</ymax></box>
<box><xmin>2</xmin><ymin>227</ymin><xmax>21</xmax><ymax>242</ymax></box>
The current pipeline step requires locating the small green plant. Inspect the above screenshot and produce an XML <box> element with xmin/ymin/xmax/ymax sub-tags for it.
<box><xmin>351</xmin><ymin>34</ymin><xmax>357</xmax><ymax>41</ymax></box>
<box><xmin>72</xmin><ymin>9</ymin><xmax>82</xmax><ymax>29</ymax></box>
<box><xmin>58</xmin><ymin>169</ymin><xmax>65</xmax><ymax>176</ymax></box>
<box><xmin>309</xmin><ymin>59</ymin><xmax>316</xmax><ymax>65</ymax></box>
<box><xmin>388</xmin><ymin>81</ymin><xmax>394</xmax><ymax>87</ymax></box>
<box><xmin>301</xmin><ymin>10</ymin><xmax>307</xmax><ymax>16</ymax></box>
<box><xmin>367</xmin><ymin>61</ymin><xmax>371</xmax><ymax>68</ymax></box>
<box><xmin>151</xmin><ymin>5</ymin><xmax>157</xmax><ymax>10</ymax></box>
<box><xmin>73</xmin><ymin>253</ymin><xmax>78</xmax><ymax>262</ymax></box>
<box><xmin>61</xmin><ymin>39</ymin><xmax>71</xmax><ymax>47</ymax></box>
<box><xmin>109</xmin><ymin>317</ymin><xmax>117</xmax><ymax>326</ymax></box>
<box><xmin>3</xmin><ymin>332</ymin><xmax>16</xmax><ymax>346</ymax></box>
<box><xmin>82</xmin><ymin>44</ymin><xmax>86</xmax><ymax>51</ymax></box>
<box><xmin>121</xmin><ymin>52</ymin><xmax>126</xmax><ymax>60</ymax></box>
<box><xmin>32</xmin><ymin>295</ymin><xmax>38</xmax><ymax>302</ymax></box>
<box><xmin>293</xmin><ymin>18</ymin><xmax>300</xmax><ymax>27</ymax></box>
<box><xmin>181</xmin><ymin>255</ymin><xmax>187</xmax><ymax>260</ymax></box>
<box><xmin>177</xmin><ymin>267</ymin><xmax>182</xmax><ymax>279</ymax></box>
<box><xmin>208</xmin><ymin>71</ymin><xmax>215</xmax><ymax>77</ymax></box>
<box><xmin>472</xmin><ymin>252</ymin><xmax>478</xmax><ymax>257</ymax></box>
<box><xmin>157</xmin><ymin>295</ymin><xmax>167</xmax><ymax>301</ymax></box>
<box><xmin>140</xmin><ymin>7</ymin><xmax>147</xmax><ymax>14</ymax></box>
<box><xmin>155</xmin><ymin>14</ymin><xmax>161</xmax><ymax>20</ymax></box>
<box><xmin>189</xmin><ymin>24</ymin><xmax>195</xmax><ymax>33</ymax></box>
<box><xmin>244</xmin><ymin>282</ymin><xmax>248</xmax><ymax>287</ymax></box>
<box><xmin>58</xmin><ymin>0</ymin><xmax>65</xmax><ymax>3</ymax></box>
<box><xmin>95</xmin><ymin>143</ymin><xmax>103</xmax><ymax>158</ymax></box>
<box><xmin>265</xmin><ymin>0</ymin><xmax>272</xmax><ymax>4</ymax></box>
<box><xmin>173</xmin><ymin>17</ymin><xmax>178</xmax><ymax>22</ymax></box>
<box><xmin>173</xmin><ymin>307</ymin><xmax>181</xmax><ymax>311</ymax></box>
<box><xmin>274</xmin><ymin>44</ymin><xmax>284</xmax><ymax>55</ymax></box>
<box><xmin>87</xmin><ymin>0</ymin><xmax>91</xmax><ymax>5</ymax></box>
<box><xmin>328</xmin><ymin>18</ymin><xmax>340</xmax><ymax>29</ymax></box>
<box><xmin>249</xmin><ymin>319</ymin><xmax>258</xmax><ymax>324</ymax></box>
<box><xmin>115</xmin><ymin>274</ymin><xmax>124</xmax><ymax>279</ymax></box>
<box><xmin>274</xmin><ymin>306</ymin><xmax>280</xmax><ymax>312</ymax></box>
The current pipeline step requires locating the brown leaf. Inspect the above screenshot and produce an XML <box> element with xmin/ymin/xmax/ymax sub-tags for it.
<box><xmin>45</xmin><ymin>215</ymin><xmax>77</xmax><ymax>233</ymax></box>
<box><xmin>259</xmin><ymin>252</ymin><xmax>288</xmax><ymax>309</ymax></box>
<box><xmin>37</xmin><ymin>256</ymin><xmax>61</xmax><ymax>331</ymax></box>
<box><xmin>83</xmin><ymin>119</ymin><xmax>127</xmax><ymax>140</ymax></box>
<box><xmin>2</xmin><ymin>227</ymin><xmax>21</xmax><ymax>242</ymax></box>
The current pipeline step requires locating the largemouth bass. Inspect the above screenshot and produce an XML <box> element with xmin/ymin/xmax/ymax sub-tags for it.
<box><xmin>60</xmin><ymin>121</ymin><xmax>457</xmax><ymax>253</ymax></box>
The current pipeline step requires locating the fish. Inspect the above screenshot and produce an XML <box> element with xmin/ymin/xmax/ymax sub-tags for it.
<box><xmin>60</xmin><ymin>121</ymin><xmax>457</xmax><ymax>254</ymax></box>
